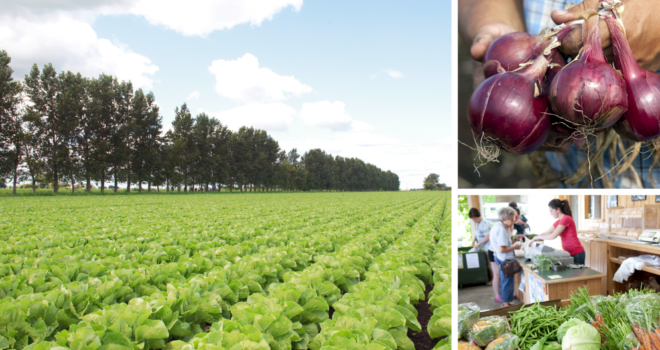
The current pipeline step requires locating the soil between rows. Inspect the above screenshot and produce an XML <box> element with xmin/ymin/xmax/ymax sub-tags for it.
<box><xmin>408</xmin><ymin>283</ymin><xmax>442</xmax><ymax>350</ymax></box>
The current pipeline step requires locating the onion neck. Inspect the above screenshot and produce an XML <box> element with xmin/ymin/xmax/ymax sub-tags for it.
<box><xmin>605</xmin><ymin>15</ymin><xmax>641</xmax><ymax>79</ymax></box>
<box><xmin>519</xmin><ymin>50</ymin><xmax>552</xmax><ymax>83</ymax></box>
<box><xmin>582</xmin><ymin>14</ymin><xmax>607</xmax><ymax>63</ymax></box>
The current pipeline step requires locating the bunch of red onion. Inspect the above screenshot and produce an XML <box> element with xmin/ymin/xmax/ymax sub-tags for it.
<box><xmin>466</xmin><ymin>4</ymin><xmax>660</xmax><ymax>161</ymax></box>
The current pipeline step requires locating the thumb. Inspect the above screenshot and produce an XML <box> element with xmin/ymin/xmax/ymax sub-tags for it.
<box><xmin>551</xmin><ymin>0</ymin><xmax>599</xmax><ymax>24</ymax></box>
<box><xmin>470</xmin><ymin>30</ymin><xmax>499</xmax><ymax>61</ymax></box>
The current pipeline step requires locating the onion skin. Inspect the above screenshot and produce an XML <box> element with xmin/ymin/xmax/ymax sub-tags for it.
<box><xmin>606</xmin><ymin>16</ymin><xmax>660</xmax><ymax>142</ymax></box>
<box><xmin>548</xmin><ymin>15</ymin><xmax>627</xmax><ymax>130</ymax></box>
<box><xmin>468</xmin><ymin>54</ymin><xmax>551</xmax><ymax>155</ymax></box>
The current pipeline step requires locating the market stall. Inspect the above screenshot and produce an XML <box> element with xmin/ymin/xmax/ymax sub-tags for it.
<box><xmin>513</xmin><ymin>257</ymin><xmax>605</xmax><ymax>303</ymax></box>
<box><xmin>458</xmin><ymin>195</ymin><xmax>660</xmax><ymax>350</ymax></box>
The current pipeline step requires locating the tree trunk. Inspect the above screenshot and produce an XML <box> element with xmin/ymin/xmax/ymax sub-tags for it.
<box><xmin>71</xmin><ymin>172</ymin><xmax>75</xmax><ymax>195</ymax></box>
<box><xmin>184</xmin><ymin>172</ymin><xmax>188</xmax><ymax>192</ymax></box>
<box><xmin>127</xmin><ymin>175</ymin><xmax>131</xmax><ymax>193</ymax></box>
<box><xmin>230</xmin><ymin>184</ymin><xmax>233</xmax><ymax>192</ymax></box>
<box><xmin>101</xmin><ymin>172</ymin><xmax>105</xmax><ymax>192</ymax></box>
<box><xmin>114</xmin><ymin>171</ymin><xmax>118</xmax><ymax>193</ymax></box>
<box><xmin>166</xmin><ymin>178</ymin><xmax>169</xmax><ymax>192</ymax></box>
<box><xmin>12</xmin><ymin>165</ymin><xmax>17</xmax><ymax>195</ymax></box>
<box><xmin>139</xmin><ymin>180</ymin><xmax>142</xmax><ymax>192</ymax></box>
<box><xmin>32</xmin><ymin>177</ymin><xmax>36</xmax><ymax>193</ymax></box>
<box><xmin>148</xmin><ymin>182</ymin><xmax>151</xmax><ymax>192</ymax></box>
<box><xmin>86</xmin><ymin>172</ymin><xmax>91</xmax><ymax>192</ymax></box>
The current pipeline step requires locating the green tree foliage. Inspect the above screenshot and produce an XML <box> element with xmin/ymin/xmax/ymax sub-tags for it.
<box><xmin>1</xmin><ymin>52</ymin><xmax>399</xmax><ymax>193</ymax></box>
<box><xmin>0</xmin><ymin>50</ymin><xmax>24</xmax><ymax>194</ymax></box>
<box><xmin>424</xmin><ymin>173</ymin><xmax>448</xmax><ymax>191</ymax></box>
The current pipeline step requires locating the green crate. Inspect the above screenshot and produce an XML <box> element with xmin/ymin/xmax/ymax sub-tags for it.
<box><xmin>458</xmin><ymin>247</ymin><xmax>489</xmax><ymax>289</ymax></box>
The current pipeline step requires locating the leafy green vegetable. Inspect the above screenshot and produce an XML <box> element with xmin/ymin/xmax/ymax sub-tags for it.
<box><xmin>557</xmin><ymin>319</ymin><xmax>588</xmax><ymax>344</ymax></box>
<box><xmin>561</xmin><ymin>323</ymin><xmax>600</xmax><ymax>350</ymax></box>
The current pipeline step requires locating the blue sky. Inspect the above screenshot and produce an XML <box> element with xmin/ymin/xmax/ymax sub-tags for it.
<box><xmin>1</xmin><ymin>0</ymin><xmax>452</xmax><ymax>189</ymax></box>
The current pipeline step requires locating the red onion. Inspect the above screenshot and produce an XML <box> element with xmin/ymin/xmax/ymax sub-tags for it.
<box><xmin>483</xmin><ymin>32</ymin><xmax>548</xmax><ymax>77</ymax></box>
<box><xmin>605</xmin><ymin>15</ymin><xmax>660</xmax><ymax>141</ymax></box>
<box><xmin>483</xmin><ymin>25</ymin><xmax>576</xmax><ymax>79</ymax></box>
<box><xmin>548</xmin><ymin>13</ymin><xmax>627</xmax><ymax>132</ymax></box>
<box><xmin>468</xmin><ymin>47</ymin><xmax>555</xmax><ymax>155</ymax></box>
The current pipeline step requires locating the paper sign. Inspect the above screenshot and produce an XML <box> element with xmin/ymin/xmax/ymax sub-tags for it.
<box><xmin>465</xmin><ymin>253</ymin><xmax>480</xmax><ymax>269</ymax></box>
<box><xmin>548</xmin><ymin>275</ymin><xmax>562</xmax><ymax>280</ymax></box>
<box><xmin>536</xmin><ymin>279</ymin><xmax>544</xmax><ymax>301</ymax></box>
<box><xmin>458</xmin><ymin>254</ymin><xmax>463</xmax><ymax>269</ymax></box>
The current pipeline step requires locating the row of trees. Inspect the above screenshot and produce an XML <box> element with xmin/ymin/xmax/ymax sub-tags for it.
<box><xmin>0</xmin><ymin>51</ymin><xmax>400</xmax><ymax>194</ymax></box>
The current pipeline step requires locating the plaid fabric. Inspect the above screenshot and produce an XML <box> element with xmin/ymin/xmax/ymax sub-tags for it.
<box><xmin>523</xmin><ymin>0</ymin><xmax>581</xmax><ymax>35</ymax></box>
<box><xmin>523</xmin><ymin>0</ymin><xmax>659</xmax><ymax>188</ymax></box>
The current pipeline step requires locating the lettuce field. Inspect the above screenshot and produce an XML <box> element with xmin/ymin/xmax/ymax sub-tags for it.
<box><xmin>0</xmin><ymin>191</ymin><xmax>451</xmax><ymax>350</ymax></box>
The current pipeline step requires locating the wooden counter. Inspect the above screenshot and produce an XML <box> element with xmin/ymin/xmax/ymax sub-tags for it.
<box><xmin>578</xmin><ymin>236</ymin><xmax>660</xmax><ymax>295</ymax></box>
<box><xmin>513</xmin><ymin>257</ymin><xmax>605</xmax><ymax>303</ymax></box>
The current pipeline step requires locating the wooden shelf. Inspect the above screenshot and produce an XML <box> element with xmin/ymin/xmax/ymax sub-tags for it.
<box><xmin>609</xmin><ymin>257</ymin><xmax>660</xmax><ymax>276</ymax></box>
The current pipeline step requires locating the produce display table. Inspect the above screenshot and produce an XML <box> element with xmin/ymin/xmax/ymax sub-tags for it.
<box><xmin>513</xmin><ymin>257</ymin><xmax>605</xmax><ymax>303</ymax></box>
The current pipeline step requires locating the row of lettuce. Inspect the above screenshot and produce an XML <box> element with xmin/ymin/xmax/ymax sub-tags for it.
<box><xmin>0</xmin><ymin>193</ymin><xmax>450</xmax><ymax>350</ymax></box>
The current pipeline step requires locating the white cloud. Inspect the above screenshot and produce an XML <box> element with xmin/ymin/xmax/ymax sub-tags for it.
<box><xmin>385</xmin><ymin>69</ymin><xmax>403</xmax><ymax>78</ymax></box>
<box><xmin>208</xmin><ymin>54</ymin><xmax>312</xmax><ymax>103</ymax></box>
<box><xmin>1</xmin><ymin>0</ymin><xmax>302</xmax><ymax>89</ymax></box>
<box><xmin>210</xmin><ymin>103</ymin><xmax>295</xmax><ymax>132</ymax></box>
<box><xmin>300</xmin><ymin>101</ymin><xmax>374</xmax><ymax>132</ymax></box>
<box><xmin>128</xmin><ymin>0</ymin><xmax>304</xmax><ymax>37</ymax></box>
<box><xmin>187</xmin><ymin>91</ymin><xmax>200</xmax><ymax>101</ymax></box>
<box><xmin>1</xmin><ymin>0</ymin><xmax>303</xmax><ymax>37</ymax></box>
<box><xmin>0</xmin><ymin>14</ymin><xmax>158</xmax><ymax>88</ymax></box>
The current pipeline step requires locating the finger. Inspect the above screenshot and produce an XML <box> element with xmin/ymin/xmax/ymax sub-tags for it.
<box><xmin>470</xmin><ymin>30</ymin><xmax>499</xmax><ymax>61</ymax></box>
<box><xmin>558</xmin><ymin>26</ymin><xmax>583</xmax><ymax>57</ymax></box>
<box><xmin>551</xmin><ymin>0</ymin><xmax>599</xmax><ymax>24</ymax></box>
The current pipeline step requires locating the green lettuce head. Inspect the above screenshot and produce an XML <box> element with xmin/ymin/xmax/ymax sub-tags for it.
<box><xmin>561</xmin><ymin>323</ymin><xmax>600</xmax><ymax>350</ymax></box>
<box><xmin>556</xmin><ymin>319</ymin><xmax>587</xmax><ymax>344</ymax></box>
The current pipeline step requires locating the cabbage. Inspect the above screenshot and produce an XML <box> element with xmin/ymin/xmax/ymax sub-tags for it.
<box><xmin>557</xmin><ymin>319</ymin><xmax>588</xmax><ymax>343</ymax></box>
<box><xmin>561</xmin><ymin>323</ymin><xmax>600</xmax><ymax>350</ymax></box>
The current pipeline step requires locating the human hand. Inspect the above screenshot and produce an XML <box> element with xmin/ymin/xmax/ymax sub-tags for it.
<box><xmin>513</xmin><ymin>243</ymin><xmax>522</xmax><ymax>250</ymax></box>
<box><xmin>552</xmin><ymin>0</ymin><xmax>660</xmax><ymax>71</ymax></box>
<box><xmin>470</xmin><ymin>23</ymin><xmax>518</xmax><ymax>88</ymax></box>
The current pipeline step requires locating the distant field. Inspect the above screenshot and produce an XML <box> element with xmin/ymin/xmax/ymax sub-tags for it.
<box><xmin>0</xmin><ymin>191</ymin><xmax>451</xmax><ymax>350</ymax></box>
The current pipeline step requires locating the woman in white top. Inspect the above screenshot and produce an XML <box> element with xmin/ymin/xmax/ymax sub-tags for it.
<box><xmin>469</xmin><ymin>208</ymin><xmax>500</xmax><ymax>301</ymax></box>
<box><xmin>489</xmin><ymin>206</ymin><xmax>523</xmax><ymax>307</ymax></box>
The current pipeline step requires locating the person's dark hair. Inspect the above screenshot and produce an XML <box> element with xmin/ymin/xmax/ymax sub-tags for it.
<box><xmin>509</xmin><ymin>201</ymin><xmax>518</xmax><ymax>209</ymax></box>
<box><xmin>514</xmin><ymin>208</ymin><xmax>520</xmax><ymax>214</ymax></box>
<box><xmin>548</xmin><ymin>199</ymin><xmax>572</xmax><ymax>217</ymax></box>
<box><xmin>468</xmin><ymin>208</ymin><xmax>481</xmax><ymax>218</ymax></box>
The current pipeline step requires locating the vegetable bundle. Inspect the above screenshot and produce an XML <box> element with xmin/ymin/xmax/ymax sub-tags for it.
<box><xmin>458</xmin><ymin>303</ymin><xmax>480</xmax><ymax>339</ymax></box>
<box><xmin>467</xmin><ymin>0</ymin><xmax>660</xmax><ymax>186</ymax></box>
<box><xmin>469</xmin><ymin>316</ymin><xmax>509</xmax><ymax>347</ymax></box>
<box><xmin>507</xmin><ymin>302</ymin><xmax>570</xmax><ymax>350</ymax></box>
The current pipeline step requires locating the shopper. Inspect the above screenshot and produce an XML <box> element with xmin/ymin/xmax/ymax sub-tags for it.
<box><xmin>509</xmin><ymin>202</ymin><xmax>530</xmax><ymax>233</ymax></box>
<box><xmin>531</xmin><ymin>199</ymin><xmax>585</xmax><ymax>264</ymax></box>
<box><xmin>490</xmin><ymin>206</ymin><xmax>523</xmax><ymax>307</ymax></box>
<box><xmin>469</xmin><ymin>208</ymin><xmax>500</xmax><ymax>301</ymax></box>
